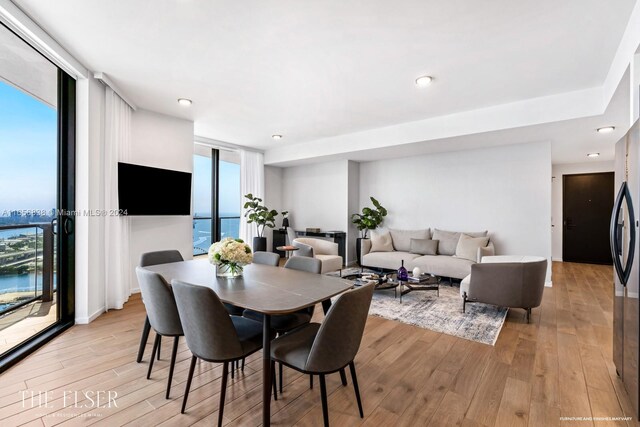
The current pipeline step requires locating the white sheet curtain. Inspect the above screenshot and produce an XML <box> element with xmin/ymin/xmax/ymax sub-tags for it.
<box><xmin>239</xmin><ymin>150</ymin><xmax>265</xmax><ymax>245</ymax></box>
<box><xmin>104</xmin><ymin>87</ymin><xmax>132</xmax><ymax>310</ymax></box>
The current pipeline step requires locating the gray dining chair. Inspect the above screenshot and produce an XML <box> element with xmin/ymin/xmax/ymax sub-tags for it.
<box><xmin>270</xmin><ymin>282</ymin><xmax>374</xmax><ymax>426</ymax></box>
<box><xmin>224</xmin><ymin>251</ymin><xmax>281</xmax><ymax>375</ymax></box>
<box><xmin>243</xmin><ymin>255</ymin><xmax>322</xmax><ymax>393</ymax></box>
<box><xmin>172</xmin><ymin>280</ymin><xmax>274</xmax><ymax>427</ymax></box>
<box><xmin>135</xmin><ymin>267</ymin><xmax>184</xmax><ymax>399</ymax></box>
<box><xmin>137</xmin><ymin>250</ymin><xmax>184</xmax><ymax>364</ymax></box>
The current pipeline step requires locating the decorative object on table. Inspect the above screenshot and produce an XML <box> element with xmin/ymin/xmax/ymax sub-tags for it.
<box><xmin>305</xmin><ymin>227</ymin><xmax>321</xmax><ymax>233</ymax></box>
<box><xmin>281</xmin><ymin>211</ymin><xmax>289</xmax><ymax>229</ymax></box>
<box><xmin>329</xmin><ymin>267</ymin><xmax>508</xmax><ymax>346</ymax></box>
<box><xmin>397</xmin><ymin>259</ymin><xmax>408</xmax><ymax>281</ymax></box>
<box><xmin>243</xmin><ymin>193</ymin><xmax>281</xmax><ymax>252</ymax></box>
<box><xmin>351</xmin><ymin>196</ymin><xmax>387</xmax><ymax>266</ymax></box>
<box><xmin>209</xmin><ymin>237</ymin><xmax>253</xmax><ymax>278</ymax></box>
<box><xmin>412</xmin><ymin>266</ymin><xmax>422</xmax><ymax>277</ymax></box>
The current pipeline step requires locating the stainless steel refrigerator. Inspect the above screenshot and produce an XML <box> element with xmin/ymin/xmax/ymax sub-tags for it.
<box><xmin>611</xmin><ymin>119</ymin><xmax>640</xmax><ymax>416</ymax></box>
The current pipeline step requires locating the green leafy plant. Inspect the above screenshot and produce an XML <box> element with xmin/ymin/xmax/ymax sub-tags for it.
<box><xmin>351</xmin><ymin>196</ymin><xmax>388</xmax><ymax>238</ymax></box>
<box><xmin>243</xmin><ymin>194</ymin><xmax>279</xmax><ymax>238</ymax></box>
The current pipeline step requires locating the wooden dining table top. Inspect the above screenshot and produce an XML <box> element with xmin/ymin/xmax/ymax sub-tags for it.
<box><xmin>143</xmin><ymin>259</ymin><xmax>353</xmax><ymax>315</ymax></box>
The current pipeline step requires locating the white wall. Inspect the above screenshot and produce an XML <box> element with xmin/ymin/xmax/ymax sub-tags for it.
<box><xmin>551</xmin><ymin>161</ymin><xmax>615</xmax><ymax>261</ymax></box>
<box><xmin>282</xmin><ymin>160</ymin><xmax>349</xmax><ymax>232</ymax></box>
<box><xmin>264</xmin><ymin>165</ymin><xmax>284</xmax><ymax>251</ymax></box>
<box><xmin>359</xmin><ymin>141</ymin><xmax>553</xmax><ymax>281</ymax></box>
<box><xmin>128</xmin><ymin>110</ymin><xmax>194</xmax><ymax>291</ymax></box>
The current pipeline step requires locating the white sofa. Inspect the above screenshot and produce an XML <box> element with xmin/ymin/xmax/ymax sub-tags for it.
<box><xmin>361</xmin><ymin>228</ymin><xmax>495</xmax><ymax>280</ymax></box>
<box><xmin>292</xmin><ymin>237</ymin><xmax>343</xmax><ymax>274</ymax></box>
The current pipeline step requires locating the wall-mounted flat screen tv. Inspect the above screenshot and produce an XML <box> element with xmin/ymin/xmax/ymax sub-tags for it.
<box><xmin>118</xmin><ymin>162</ymin><xmax>192</xmax><ymax>216</ymax></box>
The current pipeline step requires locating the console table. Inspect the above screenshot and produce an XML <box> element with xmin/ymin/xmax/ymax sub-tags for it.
<box><xmin>272</xmin><ymin>229</ymin><xmax>346</xmax><ymax>264</ymax></box>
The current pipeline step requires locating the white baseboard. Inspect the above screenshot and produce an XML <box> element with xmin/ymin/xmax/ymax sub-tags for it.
<box><xmin>545</xmin><ymin>281</ymin><xmax>553</xmax><ymax>287</ymax></box>
<box><xmin>75</xmin><ymin>306</ymin><xmax>105</xmax><ymax>324</ymax></box>
<box><xmin>552</xmin><ymin>257</ymin><xmax>563</xmax><ymax>262</ymax></box>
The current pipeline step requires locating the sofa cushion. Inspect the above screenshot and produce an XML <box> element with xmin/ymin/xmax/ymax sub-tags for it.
<box><xmin>362</xmin><ymin>251</ymin><xmax>419</xmax><ymax>271</ymax></box>
<box><xmin>432</xmin><ymin>229</ymin><xmax>488</xmax><ymax>255</ymax></box>
<box><xmin>370</xmin><ymin>230</ymin><xmax>394</xmax><ymax>252</ymax></box>
<box><xmin>389</xmin><ymin>229</ymin><xmax>430</xmax><ymax>252</ymax></box>
<box><xmin>315</xmin><ymin>254</ymin><xmax>343</xmax><ymax>274</ymax></box>
<box><xmin>410</xmin><ymin>238</ymin><xmax>438</xmax><ymax>255</ymax></box>
<box><xmin>408</xmin><ymin>255</ymin><xmax>475</xmax><ymax>280</ymax></box>
<box><xmin>455</xmin><ymin>234</ymin><xmax>489</xmax><ymax>262</ymax></box>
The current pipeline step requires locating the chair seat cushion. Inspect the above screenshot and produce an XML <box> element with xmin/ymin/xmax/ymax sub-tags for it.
<box><xmin>231</xmin><ymin>315</ymin><xmax>266</xmax><ymax>356</ymax></box>
<box><xmin>224</xmin><ymin>302</ymin><xmax>245</xmax><ymax>316</ymax></box>
<box><xmin>316</xmin><ymin>254</ymin><xmax>342</xmax><ymax>273</ymax></box>
<box><xmin>270</xmin><ymin>323</ymin><xmax>321</xmax><ymax>371</ymax></box>
<box><xmin>242</xmin><ymin>309</ymin><xmax>312</xmax><ymax>333</ymax></box>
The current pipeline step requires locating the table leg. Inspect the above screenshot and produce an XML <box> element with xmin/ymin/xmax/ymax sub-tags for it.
<box><xmin>263</xmin><ymin>314</ymin><xmax>272</xmax><ymax>427</ymax></box>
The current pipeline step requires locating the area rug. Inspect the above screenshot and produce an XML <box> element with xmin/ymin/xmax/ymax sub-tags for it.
<box><xmin>330</xmin><ymin>268</ymin><xmax>508</xmax><ymax>346</ymax></box>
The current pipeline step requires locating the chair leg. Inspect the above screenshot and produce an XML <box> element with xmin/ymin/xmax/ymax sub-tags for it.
<box><xmin>271</xmin><ymin>360</ymin><xmax>277</xmax><ymax>401</ymax></box>
<box><xmin>241</xmin><ymin>357</ymin><xmax>245</xmax><ymax>372</ymax></box>
<box><xmin>136</xmin><ymin>316</ymin><xmax>151</xmax><ymax>363</ymax></box>
<box><xmin>218</xmin><ymin>361</ymin><xmax>229</xmax><ymax>427</ymax></box>
<box><xmin>339</xmin><ymin>368</ymin><xmax>348</xmax><ymax>386</ymax></box>
<box><xmin>279</xmin><ymin>362</ymin><xmax>283</xmax><ymax>393</ymax></box>
<box><xmin>526</xmin><ymin>308</ymin><xmax>532</xmax><ymax>323</ymax></box>
<box><xmin>166</xmin><ymin>336</ymin><xmax>180</xmax><ymax>399</ymax></box>
<box><xmin>181</xmin><ymin>356</ymin><xmax>197</xmax><ymax>414</ymax></box>
<box><xmin>157</xmin><ymin>334</ymin><xmax>162</xmax><ymax>360</ymax></box>
<box><xmin>310</xmin><ymin>374</ymin><xmax>313</xmax><ymax>389</ymax></box>
<box><xmin>319</xmin><ymin>374</ymin><xmax>330</xmax><ymax>427</ymax></box>
<box><xmin>462</xmin><ymin>293</ymin><xmax>467</xmax><ymax>313</ymax></box>
<box><xmin>147</xmin><ymin>334</ymin><xmax>160</xmax><ymax>379</ymax></box>
<box><xmin>231</xmin><ymin>360</ymin><xmax>235</xmax><ymax>379</ymax></box>
<box><xmin>349</xmin><ymin>362</ymin><xmax>364</xmax><ymax>418</ymax></box>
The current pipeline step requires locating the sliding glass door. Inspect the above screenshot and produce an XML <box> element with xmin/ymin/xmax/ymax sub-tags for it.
<box><xmin>192</xmin><ymin>146</ymin><xmax>240</xmax><ymax>256</ymax></box>
<box><xmin>0</xmin><ymin>24</ymin><xmax>75</xmax><ymax>371</ymax></box>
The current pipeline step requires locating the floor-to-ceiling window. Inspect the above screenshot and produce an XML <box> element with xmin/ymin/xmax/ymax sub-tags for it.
<box><xmin>192</xmin><ymin>145</ymin><xmax>240</xmax><ymax>256</ymax></box>
<box><xmin>0</xmin><ymin>24</ymin><xmax>75</xmax><ymax>371</ymax></box>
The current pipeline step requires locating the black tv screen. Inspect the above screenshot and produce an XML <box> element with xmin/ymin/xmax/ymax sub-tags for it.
<box><xmin>118</xmin><ymin>162</ymin><xmax>192</xmax><ymax>216</ymax></box>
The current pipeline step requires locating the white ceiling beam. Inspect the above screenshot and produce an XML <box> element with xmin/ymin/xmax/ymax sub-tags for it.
<box><xmin>0</xmin><ymin>0</ymin><xmax>87</xmax><ymax>79</ymax></box>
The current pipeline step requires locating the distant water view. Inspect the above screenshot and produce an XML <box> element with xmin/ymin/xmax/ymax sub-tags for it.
<box><xmin>193</xmin><ymin>214</ymin><xmax>240</xmax><ymax>255</ymax></box>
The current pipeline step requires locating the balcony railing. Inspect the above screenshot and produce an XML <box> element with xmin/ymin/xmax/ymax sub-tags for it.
<box><xmin>0</xmin><ymin>223</ymin><xmax>54</xmax><ymax>315</ymax></box>
<box><xmin>193</xmin><ymin>216</ymin><xmax>241</xmax><ymax>256</ymax></box>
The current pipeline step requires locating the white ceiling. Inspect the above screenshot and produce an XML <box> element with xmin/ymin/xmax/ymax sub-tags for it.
<box><xmin>13</xmin><ymin>0</ymin><xmax>638</xmax><ymax>163</ymax></box>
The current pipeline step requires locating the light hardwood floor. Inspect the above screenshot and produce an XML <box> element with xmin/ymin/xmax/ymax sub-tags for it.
<box><xmin>0</xmin><ymin>262</ymin><xmax>637</xmax><ymax>426</ymax></box>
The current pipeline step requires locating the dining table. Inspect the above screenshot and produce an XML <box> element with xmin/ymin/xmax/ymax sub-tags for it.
<box><xmin>143</xmin><ymin>258</ymin><xmax>353</xmax><ymax>426</ymax></box>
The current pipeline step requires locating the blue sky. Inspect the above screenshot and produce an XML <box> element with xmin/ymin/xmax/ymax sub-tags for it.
<box><xmin>193</xmin><ymin>156</ymin><xmax>240</xmax><ymax>216</ymax></box>
<box><xmin>0</xmin><ymin>80</ymin><xmax>57</xmax><ymax>214</ymax></box>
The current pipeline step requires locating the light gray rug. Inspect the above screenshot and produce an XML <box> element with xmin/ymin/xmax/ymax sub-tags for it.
<box><xmin>331</xmin><ymin>268</ymin><xmax>508</xmax><ymax>346</ymax></box>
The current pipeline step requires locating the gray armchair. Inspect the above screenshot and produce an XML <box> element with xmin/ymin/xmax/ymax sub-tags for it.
<box><xmin>460</xmin><ymin>255</ymin><xmax>547</xmax><ymax>322</ymax></box>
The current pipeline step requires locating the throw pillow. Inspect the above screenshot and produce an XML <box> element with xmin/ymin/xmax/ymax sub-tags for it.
<box><xmin>410</xmin><ymin>238</ymin><xmax>438</xmax><ymax>255</ymax></box>
<box><xmin>432</xmin><ymin>229</ymin><xmax>488</xmax><ymax>255</ymax></box>
<box><xmin>370</xmin><ymin>230</ymin><xmax>394</xmax><ymax>252</ymax></box>
<box><xmin>455</xmin><ymin>234</ymin><xmax>490</xmax><ymax>262</ymax></box>
<box><xmin>389</xmin><ymin>229</ymin><xmax>431</xmax><ymax>252</ymax></box>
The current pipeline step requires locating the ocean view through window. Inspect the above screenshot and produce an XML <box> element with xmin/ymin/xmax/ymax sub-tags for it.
<box><xmin>193</xmin><ymin>153</ymin><xmax>241</xmax><ymax>256</ymax></box>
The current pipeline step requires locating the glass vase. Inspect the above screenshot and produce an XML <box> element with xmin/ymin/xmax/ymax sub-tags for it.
<box><xmin>216</xmin><ymin>263</ymin><xmax>243</xmax><ymax>278</ymax></box>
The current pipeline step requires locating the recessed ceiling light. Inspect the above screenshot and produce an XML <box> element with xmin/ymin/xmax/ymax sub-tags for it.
<box><xmin>415</xmin><ymin>75</ymin><xmax>433</xmax><ymax>87</ymax></box>
<box><xmin>272</xmin><ymin>134</ymin><xmax>283</xmax><ymax>140</ymax></box>
<box><xmin>596</xmin><ymin>126</ymin><xmax>615</xmax><ymax>133</ymax></box>
<box><xmin>587</xmin><ymin>153</ymin><xmax>600</xmax><ymax>158</ymax></box>
<box><xmin>177</xmin><ymin>98</ymin><xmax>192</xmax><ymax>106</ymax></box>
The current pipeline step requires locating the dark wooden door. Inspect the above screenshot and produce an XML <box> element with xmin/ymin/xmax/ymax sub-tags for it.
<box><xmin>563</xmin><ymin>172</ymin><xmax>614</xmax><ymax>264</ymax></box>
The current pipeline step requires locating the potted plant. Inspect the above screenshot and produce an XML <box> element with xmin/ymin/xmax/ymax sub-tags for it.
<box><xmin>351</xmin><ymin>197</ymin><xmax>387</xmax><ymax>266</ymax></box>
<box><xmin>243</xmin><ymin>193</ymin><xmax>279</xmax><ymax>251</ymax></box>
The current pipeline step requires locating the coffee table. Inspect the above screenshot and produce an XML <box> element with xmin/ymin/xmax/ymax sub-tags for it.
<box><xmin>399</xmin><ymin>275</ymin><xmax>441</xmax><ymax>303</ymax></box>
<box><xmin>342</xmin><ymin>272</ymin><xmax>399</xmax><ymax>298</ymax></box>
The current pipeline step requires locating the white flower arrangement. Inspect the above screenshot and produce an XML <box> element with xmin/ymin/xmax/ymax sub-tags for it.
<box><xmin>208</xmin><ymin>238</ymin><xmax>253</xmax><ymax>277</ymax></box>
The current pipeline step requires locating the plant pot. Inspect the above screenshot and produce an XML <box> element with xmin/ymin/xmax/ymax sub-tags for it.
<box><xmin>253</xmin><ymin>236</ymin><xmax>267</xmax><ymax>252</ymax></box>
<box><xmin>356</xmin><ymin>237</ymin><xmax>369</xmax><ymax>267</ymax></box>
